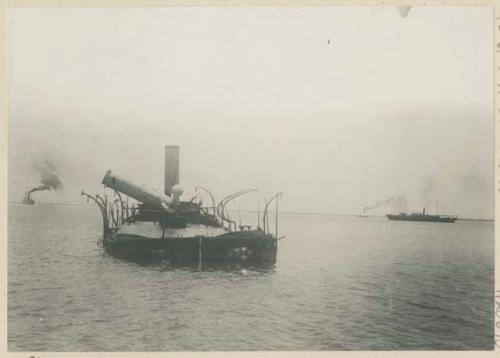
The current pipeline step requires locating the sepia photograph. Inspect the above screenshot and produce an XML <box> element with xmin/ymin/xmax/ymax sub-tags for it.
<box><xmin>4</xmin><ymin>2</ymin><xmax>496</xmax><ymax>353</ymax></box>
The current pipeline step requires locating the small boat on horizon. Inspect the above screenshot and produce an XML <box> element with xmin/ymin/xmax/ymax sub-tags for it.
<box><xmin>22</xmin><ymin>190</ymin><xmax>34</xmax><ymax>205</ymax></box>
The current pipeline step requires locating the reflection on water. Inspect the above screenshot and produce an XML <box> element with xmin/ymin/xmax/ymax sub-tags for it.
<box><xmin>8</xmin><ymin>204</ymin><xmax>494</xmax><ymax>351</ymax></box>
<box><xmin>110</xmin><ymin>253</ymin><xmax>277</xmax><ymax>273</ymax></box>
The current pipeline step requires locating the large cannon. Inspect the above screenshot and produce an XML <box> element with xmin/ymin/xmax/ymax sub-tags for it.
<box><xmin>102</xmin><ymin>170</ymin><xmax>174</xmax><ymax>213</ymax></box>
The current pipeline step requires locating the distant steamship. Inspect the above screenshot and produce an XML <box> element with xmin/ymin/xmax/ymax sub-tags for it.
<box><xmin>386</xmin><ymin>208</ymin><xmax>457</xmax><ymax>223</ymax></box>
<box><xmin>22</xmin><ymin>190</ymin><xmax>34</xmax><ymax>205</ymax></box>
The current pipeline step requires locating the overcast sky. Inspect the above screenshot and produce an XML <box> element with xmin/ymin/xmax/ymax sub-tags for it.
<box><xmin>8</xmin><ymin>6</ymin><xmax>494</xmax><ymax>219</ymax></box>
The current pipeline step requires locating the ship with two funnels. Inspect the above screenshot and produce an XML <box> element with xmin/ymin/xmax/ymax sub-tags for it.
<box><xmin>82</xmin><ymin>146</ymin><xmax>282</xmax><ymax>265</ymax></box>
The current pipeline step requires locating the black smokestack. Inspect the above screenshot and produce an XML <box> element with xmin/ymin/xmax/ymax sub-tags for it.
<box><xmin>164</xmin><ymin>145</ymin><xmax>179</xmax><ymax>196</ymax></box>
<box><xmin>28</xmin><ymin>160</ymin><xmax>64</xmax><ymax>196</ymax></box>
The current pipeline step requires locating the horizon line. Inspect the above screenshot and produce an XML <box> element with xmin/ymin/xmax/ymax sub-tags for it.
<box><xmin>6</xmin><ymin>200</ymin><xmax>494</xmax><ymax>222</ymax></box>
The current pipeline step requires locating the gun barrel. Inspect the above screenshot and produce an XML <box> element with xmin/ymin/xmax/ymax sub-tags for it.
<box><xmin>102</xmin><ymin>170</ymin><xmax>174</xmax><ymax>213</ymax></box>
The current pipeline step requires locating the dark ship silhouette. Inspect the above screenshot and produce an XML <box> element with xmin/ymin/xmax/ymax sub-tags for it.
<box><xmin>386</xmin><ymin>208</ymin><xmax>457</xmax><ymax>223</ymax></box>
<box><xmin>22</xmin><ymin>190</ymin><xmax>34</xmax><ymax>205</ymax></box>
<box><xmin>82</xmin><ymin>145</ymin><xmax>282</xmax><ymax>267</ymax></box>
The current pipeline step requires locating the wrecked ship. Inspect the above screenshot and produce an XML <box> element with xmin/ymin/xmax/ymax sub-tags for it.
<box><xmin>82</xmin><ymin>146</ymin><xmax>282</xmax><ymax>265</ymax></box>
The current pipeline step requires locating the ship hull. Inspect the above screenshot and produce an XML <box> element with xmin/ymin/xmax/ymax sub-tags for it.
<box><xmin>22</xmin><ymin>197</ymin><xmax>34</xmax><ymax>205</ymax></box>
<box><xmin>103</xmin><ymin>229</ymin><xmax>278</xmax><ymax>264</ymax></box>
<box><xmin>386</xmin><ymin>214</ymin><xmax>457</xmax><ymax>223</ymax></box>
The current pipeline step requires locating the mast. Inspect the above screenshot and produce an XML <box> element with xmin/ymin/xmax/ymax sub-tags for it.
<box><xmin>275</xmin><ymin>195</ymin><xmax>279</xmax><ymax>239</ymax></box>
<box><xmin>257</xmin><ymin>200</ymin><xmax>260</xmax><ymax>229</ymax></box>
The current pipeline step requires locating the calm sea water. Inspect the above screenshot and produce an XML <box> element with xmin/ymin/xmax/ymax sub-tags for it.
<box><xmin>8</xmin><ymin>203</ymin><xmax>494</xmax><ymax>351</ymax></box>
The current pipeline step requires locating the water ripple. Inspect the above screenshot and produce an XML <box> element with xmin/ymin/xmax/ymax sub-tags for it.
<box><xmin>8</xmin><ymin>205</ymin><xmax>494</xmax><ymax>351</ymax></box>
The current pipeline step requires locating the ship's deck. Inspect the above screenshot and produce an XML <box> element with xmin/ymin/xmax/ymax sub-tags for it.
<box><xmin>116</xmin><ymin>221</ymin><xmax>227</xmax><ymax>239</ymax></box>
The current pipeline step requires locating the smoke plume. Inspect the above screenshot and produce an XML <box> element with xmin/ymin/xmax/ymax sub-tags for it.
<box><xmin>28</xmin><ymin>160</ymin><xmax>64</xmax><ymax>195</ymax></box>
<box><xmin>419</xmin><ymin>171</ymin><xmax>491</xmax><ymax>217</ymax></box>
<box><xmin>363</xmin><ymin>195</ymin><xmax>406</xmax><ymax>213</ymax></box>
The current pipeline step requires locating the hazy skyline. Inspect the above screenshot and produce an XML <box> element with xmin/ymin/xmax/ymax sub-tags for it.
<box><xmin>8</xmin><ymin>6</ymin><xmax>494</xmax><ymax>219</ymax></box>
